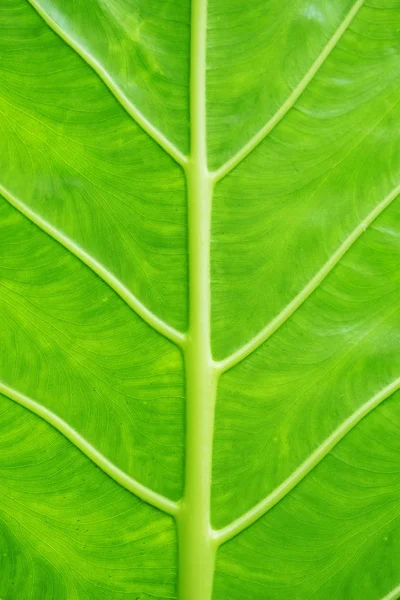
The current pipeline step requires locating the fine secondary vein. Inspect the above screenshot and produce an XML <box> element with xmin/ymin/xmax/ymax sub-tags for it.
<box><xmin>0</xmin><ymin>184</ymin><xmax>185</xmax><ymax>347</ymax></box>
<box><xmin>381</xmin><ymin>584</ymin><xmax>400</xmax><ymax>600</ymax></box>
<box><xmin>213</xmin><ymin>377</ymin><xmax>400</xmax><ymax>546</ymax></box>
<box><xmin>27</xmin><ymin>0</ymin><xmax>188</xmax><ymax>168</ymax></box>
<box><xmin>216</xmin><ymin>181</ymin><xmax>400</xmax><ymax>374</ymax></box>
<box><xmin>0</xmin><ymin>381</ymin><xmax>179</xmax><ymax>516</ymax></box>
<box><xmin>211</xmin><ymin>0</ymin><xmax>365</xmax><ymax>183</ymax></box>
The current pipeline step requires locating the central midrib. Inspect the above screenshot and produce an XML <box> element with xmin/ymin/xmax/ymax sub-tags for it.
<box><xmin>176</xmin><ymin>0</ymin><xmax>218</xmax><ymax>598</ymax></box>
<box><xmin>175</xmin><ymin>2</ymin><xmax>369</xmax><ymax>595</ymax></box>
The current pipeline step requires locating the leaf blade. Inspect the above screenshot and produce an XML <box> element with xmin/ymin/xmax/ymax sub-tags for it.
<box><xmin>1</xmin><ymin>0</ymin><xmax>400</xmax><ymax>597</ymax></box>
<box><xmin>214</xmin><ymin>389</ymin><xmax>400</xmax><ymax>599</ymax></box>
<box><xmin>0</xmin><ymin>395</ymin><xmax>178</xmax><ymax>600</ymax></box>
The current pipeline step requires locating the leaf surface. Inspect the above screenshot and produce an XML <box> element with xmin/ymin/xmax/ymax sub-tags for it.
<box><xmin>0</xmin><ymin>0</ymin><xmax>399</xmax><ymax>599</ymax></box>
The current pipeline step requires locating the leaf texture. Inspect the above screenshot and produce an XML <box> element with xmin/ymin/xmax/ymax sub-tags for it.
<box><xmin>0</xmin><ymin>0</ymin><xmax>400</xmax><ymax>599</ymax></box>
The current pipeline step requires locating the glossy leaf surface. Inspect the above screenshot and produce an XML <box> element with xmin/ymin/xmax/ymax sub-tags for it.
<box><xmin>0</xmin><ymin>0</ymin><xmax>400</xmax><ymax>599</ymax></box>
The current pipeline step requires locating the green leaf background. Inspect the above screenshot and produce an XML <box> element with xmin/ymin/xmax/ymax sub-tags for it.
<box><xmin>0</xmin><ymin>0</ymin><xmax>400</xmax><ymax>598</ymax></box>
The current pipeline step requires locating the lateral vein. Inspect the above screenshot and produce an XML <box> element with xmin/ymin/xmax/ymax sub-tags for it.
<box><xmin>217</xmin><ymin>181</ymin><xmax>400</xmax><ymax>373</ymax></box>
<box><xmin>0</xmin><ymin>381</ymin><xmax>179</xmax><ymax>516</ymax></box>
<box><xmin>0</xmin><ymin>184</ymin><xmax>185</xmax><ymax>347</ymax></box>
<box><xmin>211</xmin><ymin>0</ymin><xmax>364</xmax><ymax>182</ymax></box>
<box><xmin>213</xmin><ymin>377</ymin><xmax>400</xmax><ymax>546</ymax></box>
<box><xmin>26</xmin><ymin>0</ymin><xmax>188</xmax><ymax>168</ymax></box>
<box><xmin>381</xmin><ymin>584</ymin><xmax>400</xmax><ymax>600</ymax></box>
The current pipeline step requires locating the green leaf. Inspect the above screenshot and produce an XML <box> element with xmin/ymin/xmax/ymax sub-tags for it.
<box><xmin>0</xmin><ymin>0</ymin><xmax>399</xmax><ymax>599</ymax></box>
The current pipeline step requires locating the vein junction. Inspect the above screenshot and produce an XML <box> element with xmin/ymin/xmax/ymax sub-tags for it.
<box><xmin>0</xmin><ymin>183</ymin><xmax>185</xmax><ymax>348</ymax></box>
<box><xmin>27</xmin><ymin>0</ymin><xmax>188</xmax><ymax>168</ymax></box>
<box><xmin>0</xmin><ymin>382</ymin><xmax>179</xmax><ymax>516</ymax></box>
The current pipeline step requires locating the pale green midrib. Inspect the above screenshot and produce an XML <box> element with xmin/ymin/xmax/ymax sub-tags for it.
<box><xmin>0</xmin><ymin>381</ymin><xmax>179</xmax><ymax>516</ymax></box>
<box><xmin>217</xmin><ymin>181</ymin><xmax>400</xmax><ymax>374</ymax></box>
<box><xmin>27</xmin><ymin>0</ymin><xmax>188</xmax><ymax>168</ymax></box>
<box><xmin>176</xmin><ymin>0</ymin><xmax>217</xmax><ymax>597</ymax></box>
<box><xmin>213</xmin><ymin>376</ymin><xmax>400</xmax><ymax>545</ymax></box>
<box><xmin>0</xmin><ymin>183</ymin><xmax>184</xmax><ymax>347</ymax></box>
<box><xmin>382</xmin><ymin>584</ymin><xmax>400</xmax><ymax>600</ymax></box>
<box><xmin>211</xmin><ymin>0</ymin><xmax>365</xmax><ymax>183</ymax></box>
